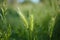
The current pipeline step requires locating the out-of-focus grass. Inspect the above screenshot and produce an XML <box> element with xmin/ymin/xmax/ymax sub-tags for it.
<box><xmin>0</xmin><ymin>0</ymin><xmax>60</xmax><ymax>40</ymax></box>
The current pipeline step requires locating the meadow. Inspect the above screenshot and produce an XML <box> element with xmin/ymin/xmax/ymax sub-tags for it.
<box><xmin>0</xmin><ymin>0</ymin><xmax>60</xmax><ymax>40</ymax></box>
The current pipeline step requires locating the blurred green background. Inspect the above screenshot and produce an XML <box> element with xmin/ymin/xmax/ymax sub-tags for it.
<box><xmin>0</xmin><ymin>0</ymin><xmax>60</xmax><ymax>40</ymax></box>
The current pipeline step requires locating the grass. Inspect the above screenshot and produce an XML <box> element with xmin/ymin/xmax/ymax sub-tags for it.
<box><xmin>0</xmin><ymin>0</ymin><xmax>60</xmax><ymax>40</ymax></box>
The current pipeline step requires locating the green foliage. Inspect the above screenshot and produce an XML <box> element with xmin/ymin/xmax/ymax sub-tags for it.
<box><xmin>0</xmin><ymin>0</ymin><xmax>59</xmax><ymax>40</ymax></box>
